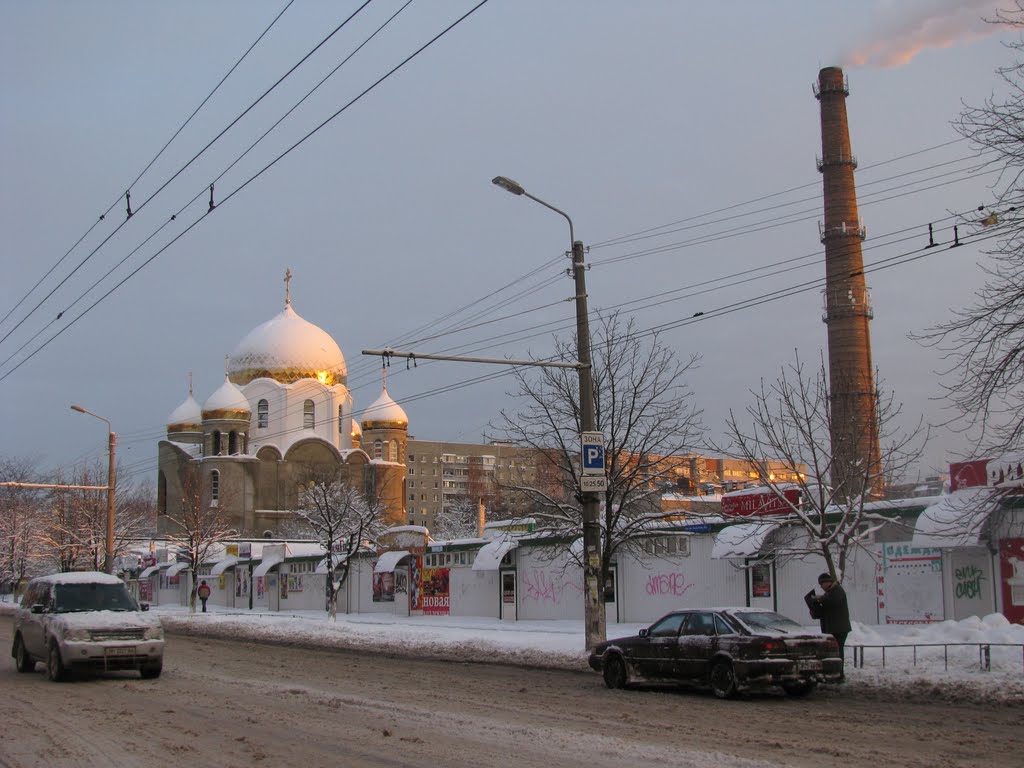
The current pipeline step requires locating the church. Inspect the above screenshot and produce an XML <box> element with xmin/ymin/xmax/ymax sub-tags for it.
<box><xmin>156</xmin><ymin>272</ymin><xmax>408</xmax><ymax>537</ymax></box>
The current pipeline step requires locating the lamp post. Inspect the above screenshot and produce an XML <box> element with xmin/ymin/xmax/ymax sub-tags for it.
<box><xmin>71</xmin><ymin>405</ymin><xmax>116</xmax><ymax>574</ymax></box>
<box><xmin>491</xmin><ymin>176</ymin><xmax>605</xmax><ymax>650</ymax></box>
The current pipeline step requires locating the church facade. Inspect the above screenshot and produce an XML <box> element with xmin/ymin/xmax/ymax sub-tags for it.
<box><xmin>156</xmin><ymin>277</ymin><xmax>408</xmax><ymax>537</ymax></box>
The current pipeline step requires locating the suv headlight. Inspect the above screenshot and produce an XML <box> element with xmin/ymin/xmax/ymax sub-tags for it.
<box><xmin>64</xmin><ymin>628</ymin><xmax>91</xmax><ymax>641</ymax></box>
<box><xmin>144</xmin><ymin>626</ymin><xmax>164</xmax><ymax>641</ymax></box>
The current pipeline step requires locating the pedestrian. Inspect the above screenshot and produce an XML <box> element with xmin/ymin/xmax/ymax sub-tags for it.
<box><xmin>810</xmin><ymin>572</ymin><xmax>851</xmax><ymax>680</ymax></box>
<box><xmin>197</xmin><ymin>579</ymin><xmax>212</xmax><ymax>613</ymax></box>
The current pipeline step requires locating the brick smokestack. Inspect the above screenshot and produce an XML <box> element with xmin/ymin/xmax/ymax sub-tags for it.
<box><xmin>814</xmin><ymin>66</ymin><xmax>882</xmax><ymax>499</ymax></box>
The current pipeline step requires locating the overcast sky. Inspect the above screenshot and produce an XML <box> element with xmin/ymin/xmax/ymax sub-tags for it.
<box><xmin>1</xmin><ymin>1</ymin><xmax>1017</xmax><ymax>488</ymax></box>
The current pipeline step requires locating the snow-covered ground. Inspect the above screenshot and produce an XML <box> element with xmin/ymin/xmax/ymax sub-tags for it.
<box><xmin>3</xmin><ymin>597</ymin><xmax>1021</xmax><ymax>704</ymax></box>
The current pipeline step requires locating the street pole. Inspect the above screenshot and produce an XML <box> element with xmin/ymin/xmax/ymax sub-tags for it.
<box><xmin>71</xmin><ymin>406</ymin><xmax>117</xmax><ymax>574</ymax></box>
<box><xmin>490</xmin><ymin>176</ymin><xmax>605</xmax><ymax>650</ymax></box>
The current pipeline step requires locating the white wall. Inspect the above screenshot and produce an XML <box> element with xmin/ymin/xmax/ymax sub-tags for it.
<box><xmin>617</xmin><ymin>535</ymin><xmax>746</xmax><ymax>623</ymax></box>
<box><xmin>450</xmin><ymin>567</ymin><xmax>499</xmax><ymax>618</ymax></box>
<box><xmin>514</xmin><ymin>545</ymin><xmax>584</xmax><ymax>620</ymax></box>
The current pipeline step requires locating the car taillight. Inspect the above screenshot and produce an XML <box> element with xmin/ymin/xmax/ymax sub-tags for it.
<box><xmin>761</xmin><ymin>639</ymin><xmax>787</xmax><ymax>654</ymax></box>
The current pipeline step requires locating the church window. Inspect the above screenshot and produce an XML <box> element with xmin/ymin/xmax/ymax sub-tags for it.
<box><xmin>157</xmin><ymin>471</ymin><xmax>167</xmax><ymax>515</ymax></box>
<box><xmin>210</xmin><ymin>470</ymin><xmax>220</xmax><ymax>506</ymax></box>
<box><xmin>338</xmin><ymin>405</ymin><xmax>344</xmax><ymax>437</ymax></box>
<box><xmin>211</xmin><ymin>430</ymin><xmax>222</xmax><ymax>456</ymax></box>
<box><xmin>388</xmin><ymin>440</ymin><xmax>398</xmax><ymax>462</ymax></box>
<box><xmin>228</xmin><ymin>431</ymin><xmax>238</xmax><ymax>455</ymax></box>
<box><xmin>373</xmin><ymin>440</ymin><xmax>383</xmax><ymax>459</ymax></box>
<box><xmin>303</xmin><ymin>400</ymin><xmax>315</xmax><ymax>429</ymax></box>
<box><xmin>257</xmin><ymin>400</ymin><xmax>269</xmax><ymax>429</ymax></box>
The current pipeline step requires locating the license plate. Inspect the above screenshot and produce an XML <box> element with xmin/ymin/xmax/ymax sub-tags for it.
<box><xmin>797</xmin><ymin>660</ymin><xmax>822</xmax><ymax>671</ymax></box>
<box><xmin>105</xmin><ymin>646</ymin><xmax>136</xmax><ymax>657</ymax></box>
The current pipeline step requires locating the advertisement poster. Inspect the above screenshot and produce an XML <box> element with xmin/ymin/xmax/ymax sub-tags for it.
<box><xmin>878</xmin><ymin>543</ymin><xmax>943</xmax><ymax>624</ymax></box>
<box><xmin>751</xmin><ymin>563</ymin><xmax>772</xmax><ymax>597</ymax></box>
<box><xmin>417</xmin><ymin>567</ymin><xmax>450</xmax><ymax>615</ymax></box>
<box><xmin>288</xmin><ymin>574</ymin><xmax>303</xmax><ymax>593</ymax></box>
<box><xmin>502</xmin><ymin>572</ymin><xmax>516</xmax><ymax>604</ymax></box>
<box><xmin>236</xmin><ymin>568</ymin><xmax>250</xmax><ymax>598</ymax></box>
<box><xmin>256</xmin><ymin>576</ymin><xmax>264</xmax><ymax>600</ymax></box>
<box><xmin>373</xmin><ymin>571</ymin><xmax>395</xmax><ymax>602</ymax></box>
<box><xmin>280</xmin><ymin>573</ymin><xmax>288</xmax><ymax>600</ymax></box>
<box><xmin>1000</xmin><ymin>537</ymin><xmax>1024</xmax><ymax>625</ymax></box>
<box><xmin>139</xmin><ymin>580</ymin><xmax>153</xmax><ymax>602</ymax></box>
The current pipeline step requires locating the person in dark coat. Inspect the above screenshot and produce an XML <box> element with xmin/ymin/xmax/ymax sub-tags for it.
<box><xmin>811</xmin><ymin>572</ymin><xmax>851</xmax><ymax>679</ymax></box>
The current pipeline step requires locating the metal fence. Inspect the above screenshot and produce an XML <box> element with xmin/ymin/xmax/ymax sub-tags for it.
<box><xmin>848</xmin><ymin>642</ymin><xmax>1024</xmax><ymax>673</ymax></box>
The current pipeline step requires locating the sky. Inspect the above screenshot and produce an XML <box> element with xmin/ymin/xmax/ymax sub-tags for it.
<box><xmin>1</xmin><ymin>1</ymin><xmax>1020</xmax><ymax>489</ymax></box>
<box><xmin>2</xmin><ymin>596</ymin><xmax>1020</xmax><ymax>704</ymax></box>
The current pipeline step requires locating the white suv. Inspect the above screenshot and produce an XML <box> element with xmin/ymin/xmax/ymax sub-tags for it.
<box><xmin>11</xmin><ymin>571</ymin><xmax>165</xmax><ymax>681</ymax></box>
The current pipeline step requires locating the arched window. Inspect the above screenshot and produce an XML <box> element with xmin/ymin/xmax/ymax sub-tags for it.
<box><xmin>388</xmin><ymin>439</ymin><xmax>398</xmax><ymax>462</ymax></box>
<box><xmin>157</xmin><ymin>471</ymin><xmax>167</xmax><ymax>515</ymax></box>
<box><xmin>210</xmin><ymin>470</ymin><xmax>220</xmax><ymax>506</ymax></box>
<box><xmin>211</xmin><ymin>430</ymin><xmax>222</xmax><ymax>456</ymax></box>
<box><xmin>338</xmin><ymin>405</ymin><xmax>344</xmax><ymax>437</ymax></box>
<box><xmin>257</xmin><ymin>399</ymin><xmax>269</xmax><ymax>429</ymax></box>
<box><xmin>304</xmin><ymin>399</ymin><xmax>315</xmax><ymax>429</ymax></box>
<box><xmin>373</xmin><ymin>440</ymin><xmax>383</xmax><ymax>459</ymax></box>
<box><xmin>228</xmin><ymin>431</ymin><xmax>238</xmax><ymax>455</ymax></box>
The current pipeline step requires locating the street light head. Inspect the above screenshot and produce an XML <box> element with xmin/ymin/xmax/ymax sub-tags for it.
<box><xmin>70</xmin><ymin>405</ymin><xmax>86</xmax><ymax>414</ymax></box>
<box><xmin>492</xmin><ymin>176</ymin><xmax>525</xmax><ymax>196</ymax></box>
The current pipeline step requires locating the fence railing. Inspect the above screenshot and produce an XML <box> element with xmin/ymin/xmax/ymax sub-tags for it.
<box><xmin>848</xmin><ymin>643</ymin><xmax>1024</xmax><ymax>673</ymax></box>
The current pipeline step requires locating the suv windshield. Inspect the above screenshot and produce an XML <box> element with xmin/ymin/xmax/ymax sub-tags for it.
<box><xmin>52</xmin><ymin>583</ymin><xmax>138</xmax><ymax>613</ymax></box>
<box><xmin>731</xmin><ymin>611</ymin><xmax>804</xmax><ymax>635</ymax></box>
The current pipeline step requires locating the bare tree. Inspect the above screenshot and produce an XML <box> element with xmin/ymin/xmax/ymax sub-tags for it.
<box><xmin>916</xmin><ymin>3</ymin><xmax>1024</xmax><ymax>453</ymax></box>
<box><xmin>163</xmin><ymin>462</ymin><xmax>236</xmax><ymax>613</ymax></box>
<box><xmin>431</xmin><ymin>496</ymin><xmax>481</xmax><ymax>540</ymax></box>
<box><xmin>494</xmin><ymin>312</ymin><xmax>704</xmax><ymax>596</ymax></box>
<box><xmin>717</xmin><ymin>353</ymin><xmax>926</xmax><ymax>580</ymax></box>
<box><xmin>0</xmin><ymin>456</ymin><xmax>46</xmax><ymax>593</ymax></box>
<box><xmin>293</xmin><ymin>466</ymin><xmax>388</xmax><ymax>620</ymax></box>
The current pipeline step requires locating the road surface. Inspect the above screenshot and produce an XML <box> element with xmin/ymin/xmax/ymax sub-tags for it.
<box><xmin>1</xmin><ymin>615</ymin><xmax>1019</xmax><ymax>768</ymax></box>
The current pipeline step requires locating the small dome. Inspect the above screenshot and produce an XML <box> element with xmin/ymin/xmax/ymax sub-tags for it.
<box><xmin>351</xmin><ymin>420</ymin><xmax>362</xmax><ymax>438</ymax></box>
<box><xmin>228</xmin><ymin>304</ymin><xmax>346</xmax><ymax>386</ymax></box>
<box><xmin>203</xmin><ymin>375</ymin><xmax>251</xmax><ymax>420</ymax></box>
<box><xmin>168</xmin><ymin>394</ymin><xmax>201</xmax><ymax>432</ymax></box>
<box><xmin>361</xmin><ymin>385</ymin><xmax>408</xmax><ymax>430</ymax></box>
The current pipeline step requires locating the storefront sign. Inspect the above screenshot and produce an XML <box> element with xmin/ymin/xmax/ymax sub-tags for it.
<box><xmin>721</xmin><ymin>488</ymin><xmax>800</xmax><ymax>517</ymax></box>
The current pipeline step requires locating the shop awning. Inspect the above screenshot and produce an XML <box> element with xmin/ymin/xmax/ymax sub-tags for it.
<box><xmin>472</xmin><ymin>539</ymin><xmax>518</xmax><ymax>571</ymax></box>
<box><xmin>139</xmin><ymin>565</ymin><xmax>161</xmax><ymax>579</ymax></box>
<box><xmin>911</xmin><ymin>487</ymin><xmax>996</xmax><ymax>548</ymax></box>
<box><xmin>210</xmin><ymin>556</ymin><xmax>238</xmax><ymax>576</ymax></box>
<box><xmin>165</xmin><ymin>562</ymin><xmax>190</xmax><ymax>577</ymax></box>
<box><xmin>711</xmin><ymin>522</ymin><xmax>779</xmax><ymax>560</ymax></box>
<box><xmin>253</xmin><ymin>551</ymin><xmax>285</xmax><ymax>578</ymax></box>
<box><xmin>374</xmin><ymin>550</ymin><xmax>411</xmax><ymax>574</ymax></box>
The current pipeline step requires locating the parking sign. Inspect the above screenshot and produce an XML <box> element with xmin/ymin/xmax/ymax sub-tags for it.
<box><xmin>581</xmin><ymin>432</ymin><xmax>605</xmax><ymax>475</ymax></box>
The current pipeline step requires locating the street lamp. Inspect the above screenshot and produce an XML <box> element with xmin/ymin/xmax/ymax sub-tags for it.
<box><xmin>71</xmin><ymin>405</ymin><xmax>117</xmax><ymax>574</ymax></box>
<box><xmin>491</xmin><ymin>175</ymin><xmax>604</xmax><ymax>650</ymax></box>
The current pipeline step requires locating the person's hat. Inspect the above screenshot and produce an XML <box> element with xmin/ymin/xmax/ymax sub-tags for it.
<box><xmin>817</xmin><ymin>572</ymin><xmax>833</xmax><ymax>584</ymax></box>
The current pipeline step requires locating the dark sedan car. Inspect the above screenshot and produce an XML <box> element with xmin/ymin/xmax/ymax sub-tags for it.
<box><xmin>588</xmin><ymin>608</ymin><xmax>842</xmax><ymax>698</ymax></box>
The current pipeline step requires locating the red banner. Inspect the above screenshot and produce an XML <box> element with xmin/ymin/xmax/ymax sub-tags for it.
<box><xmin>721</xmin><ymin>488</ymin><xmax>800</xmax><ymax>517</ymax></box>
<box><xmin>949</xmin><ymin>459</ymin><xmax>990</xmax><ymax>492</ymax></box>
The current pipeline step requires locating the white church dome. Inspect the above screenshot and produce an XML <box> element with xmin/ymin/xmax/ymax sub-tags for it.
<box><xmin>228</xmin><ymin>303</ymin><xmax>346</xmax><ymax>387</ymax></box>
<box><xmin>202</xmin><ymin>375</ymin><xmax>251</xmax><ymax>420</ymax></box>
<box><xmin>167</xmin><ymin>393</ymin><xmax>202</xmax><ymax>431</ymax></box>
<box><xmin>361</xmin><ymin>385</ymin><xmax>408</xmax><ymax>430</ymax></box>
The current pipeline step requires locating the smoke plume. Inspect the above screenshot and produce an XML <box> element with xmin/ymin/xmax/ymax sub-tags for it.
<box><xmin>842</xmin><ymin>1</ymin><xmax>1007</xmax><ymax>68</ymax></box>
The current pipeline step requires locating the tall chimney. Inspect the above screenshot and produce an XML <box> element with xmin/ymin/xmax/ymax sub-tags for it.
<box><xmin>814</xmin><ymin>66</ymin><xmax>882</xmax><ymax>499</ymax></box>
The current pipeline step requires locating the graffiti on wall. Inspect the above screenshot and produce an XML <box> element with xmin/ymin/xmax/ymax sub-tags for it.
<box><xmin>645</xmin><ymin>572</ymin><xmax>693</xmax><ymax>597</ymax></box>
<box><xmin>522</xmin><ymin>569</ymin><xmax>581</xmax><ymax>605</ymax></box>
<box><xmin>954</xmin><ymin>564</ymin><xmax>986</xmax><ymax>600</ymax></box>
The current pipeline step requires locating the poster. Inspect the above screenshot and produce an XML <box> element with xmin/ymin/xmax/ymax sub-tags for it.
<box><xmin>1000</xmin><ymin>537</ymin><xmax>1024</xmax><ymax>625</ymax></box>
<box><xmin>878</xmin><ymin>543</ymin><xmax>943</xmax><ymax>624</ymax></box>
<box><xmin>373</xmin><ymin>571</ymin><xmax>395</xmax><ymax>602</ymax></box>
<box><xmin>417</xmin><ymin>567</ymin><xmax>450</xmax><ymax>615</ymax></box>
<box><xmin>751</xmin><ymin>563</ymin><xmax>772</xmax><ymax>597</ymax></box>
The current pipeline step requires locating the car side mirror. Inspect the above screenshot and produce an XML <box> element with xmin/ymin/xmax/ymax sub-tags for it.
<box><xmin>639</xmin><ymin>628</ymin><xmax>649</xmax><ymax>638</ymax></box>
<box><xmin>30</xmin><ymin>604</ymin><xmax>45</xmax><ymax>614</ymax></box>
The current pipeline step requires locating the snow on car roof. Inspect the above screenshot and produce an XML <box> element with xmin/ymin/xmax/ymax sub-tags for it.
<box><xmin>31</xmin><ymin>571</ymin><xmax>125</xmax><ymax>585</ymax></box>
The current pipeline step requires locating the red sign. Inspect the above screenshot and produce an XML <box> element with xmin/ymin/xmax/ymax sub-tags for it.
<box><xmin>999</xmin><ymin>538</ymin><xmax>1024</xmax><ymax>625</ymax></box>
<box><xmin>949</xmin><ymin>460</ymin><xmax>990</xmax><ymax>492</ymax></box>
<box><xmin>721</xmin><ymin>488</ymin><xmax>800</xmax><ymax>517</ymax></box>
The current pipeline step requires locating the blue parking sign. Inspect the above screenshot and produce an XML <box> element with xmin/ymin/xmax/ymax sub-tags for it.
<box><xmin>581</xmin><ymin>432</ymin><xmax>605</xmax><ymax>474</ymax></box>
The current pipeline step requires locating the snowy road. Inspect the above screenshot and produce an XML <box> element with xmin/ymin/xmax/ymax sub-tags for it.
<box><xmin>1</xmin><ymin>615</ymin><xmax>1020</xmax><ymax>768</ymax></box>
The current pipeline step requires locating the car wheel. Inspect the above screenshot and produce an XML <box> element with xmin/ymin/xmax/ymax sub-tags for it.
<box><xmin>140</xmin><ymin>661</ymin><xmax>163</xmax><ymax>680</ymax></box>
<box><xmin>783</xmin><ymin>681</ymin><xmax>817</xmax><ymax>697</ymax></box>
<box><xmin>710</xmin><ymin>661</ymin><xmax>737</xmax><ymax>699</ymax></box>
<box><xmin>602</xmin><ymin>655</ymin><xmax>628</xmax><ymax>690</ymax></box>
<box><xmin>47</xmin><ymin>641</ymin><xmax>68</xmax><ymax>683</ymax></box>
<box><xmin>14</xmin><ymin>635</ymin><xmax>35</xmax><ymax>673</ymax></box>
